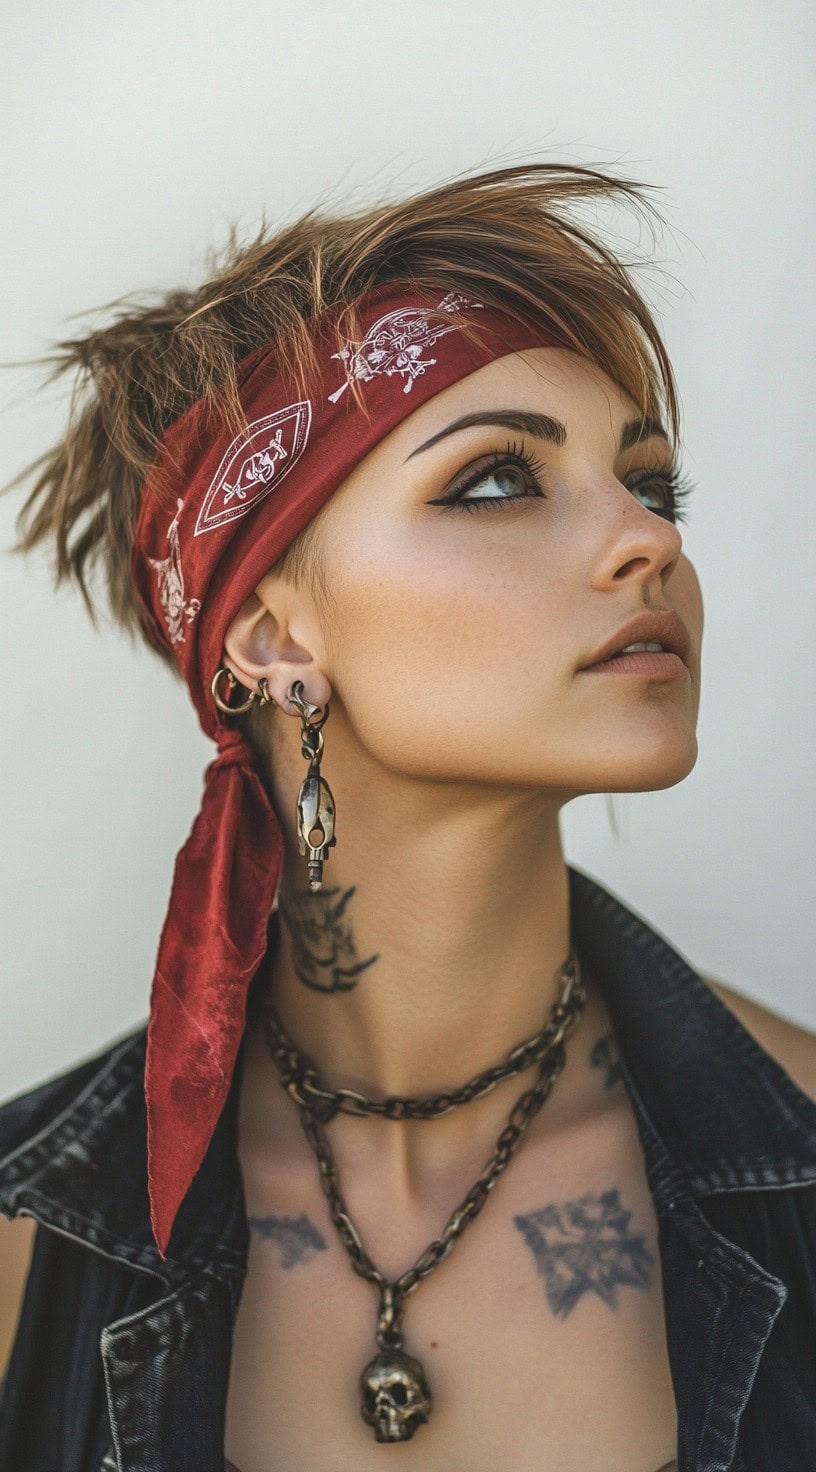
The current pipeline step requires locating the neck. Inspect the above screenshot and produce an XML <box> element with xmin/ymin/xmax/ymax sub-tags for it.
<box><xmin>268</xmin><ymin>811</ymin><xmax>572</xmax><ymax>1098</ymax></box>
<box><xmin>239</xmin><ymin>773</ymin><xmax>607</xmax><ymax>1199</ymax></box>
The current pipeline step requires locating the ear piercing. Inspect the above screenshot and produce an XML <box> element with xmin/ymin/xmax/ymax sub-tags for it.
<box><xmin>211</xmin><ymin>667</ymin><xmax>337</xmax><ymax>889</ymax></box>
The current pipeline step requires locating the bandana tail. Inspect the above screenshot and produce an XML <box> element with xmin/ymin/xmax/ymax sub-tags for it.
<box><xmin>145</xmin><ymin>727</ymin><xmax>283</xmax><ymax>1259</ymax></box>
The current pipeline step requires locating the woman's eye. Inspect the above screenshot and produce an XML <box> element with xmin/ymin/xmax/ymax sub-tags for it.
<box><xmin>428</xmin><ymin>443</ymin><xmax>548</xmax><ymax>514</ymax></box>
<box><xmin>626</xmin><ymin>468</ymin><xmax>696</xmax><ymax>525</ymax></box>
<box><xmin>458</xmin><ymin>464</ymin><xmax>531</xmax><ymax>502</ymax></box>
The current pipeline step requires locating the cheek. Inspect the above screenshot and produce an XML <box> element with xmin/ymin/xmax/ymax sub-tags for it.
<box><xmin>672</xmin><ymin>553</ymin><xmax>704</xmax><ymax>649</ymax></box>
<box><xmin>326</xmin><ymin>517</ymin><xmax>567</xmax><ymax>769</ymax></box>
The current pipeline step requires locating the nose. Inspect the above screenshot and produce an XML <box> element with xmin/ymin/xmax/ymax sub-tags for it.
<box><xmin>588</xmin><ymin>491</ymin><xmax>684</xmax><ymax>594</ymax></box>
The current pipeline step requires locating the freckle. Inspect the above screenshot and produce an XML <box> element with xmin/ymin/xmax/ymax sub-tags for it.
<box><xmin>430</xmin><ymin>1340</ymin><xmax>438</xmax><ymax>1348</ymax></box>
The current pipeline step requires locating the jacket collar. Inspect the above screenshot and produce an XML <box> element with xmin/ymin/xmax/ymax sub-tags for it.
<box><xmin>568</xmin><ymin>866</ymin><xmax>816</xmax><ymax>1194</ymax></box>
<box><xmin>2</xmin><ymin>863</ymin><xmax>815</xmax><ymax>1283</ymax></box>
<box><xmin>0</xmin><ymin>1017</ymin><xmax>248</xmax><ymax>1290</ymax></box>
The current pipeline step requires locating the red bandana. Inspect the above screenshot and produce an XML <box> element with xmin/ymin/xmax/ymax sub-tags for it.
<box><xmin>130</xmin><ymin>282</ymin><xmax>565</xmax><ymax>1258</ymax></box>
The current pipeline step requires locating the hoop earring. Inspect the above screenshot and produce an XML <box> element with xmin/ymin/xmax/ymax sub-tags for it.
<box><xmin>211</xmin><ymin>666</ymin><xmax>274</xmax><ymax>715</ymax></box>
<box><xmin>288</xmin><ymin>680</ymin><xmax>336</xmax><ymax>892</ymax></box>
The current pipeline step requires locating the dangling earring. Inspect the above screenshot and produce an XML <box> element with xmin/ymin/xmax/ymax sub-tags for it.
<box><xmin>287</xmin><ymin>680</ymin><xmax>336</xmax><ymax>892</ymax></box>
<box><xmin>210</xmin><ymin>667</ymin><xmax>337</xmax><ymax>890</ymax></box>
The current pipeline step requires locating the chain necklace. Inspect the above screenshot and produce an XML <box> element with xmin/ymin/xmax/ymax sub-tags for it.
<box><xmin>257</xmin><ymin>949</ymin><xmax>586</xmax><ymax>1445</ymax></box>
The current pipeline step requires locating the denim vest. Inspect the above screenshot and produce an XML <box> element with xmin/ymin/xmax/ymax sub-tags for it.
<box><xmin>1</xmin><ymin>865</ymin><xmax>814</xmax><ymax>1472</ymax></box>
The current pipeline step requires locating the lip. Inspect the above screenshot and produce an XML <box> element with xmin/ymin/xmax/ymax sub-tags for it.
<box><xmin>577</xmin><ymin>610</ymin><xmax>691</xmax><ymax>671</ymax></box>
<box><xmin>579</xmin><ymin>650</ymin><xmax>687</xmax><ymax>679</ymax></box>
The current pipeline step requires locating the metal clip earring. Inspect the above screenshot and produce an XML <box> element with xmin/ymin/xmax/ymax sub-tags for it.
<box><xmin>211</xmin><ymin>666</ymin><xmax>275</xmax><ymax>714</ymax></box>
<box><xmin>287</xmin><ymin>680</ymin><xmax>336</xmax><ymax>891</ymax></box>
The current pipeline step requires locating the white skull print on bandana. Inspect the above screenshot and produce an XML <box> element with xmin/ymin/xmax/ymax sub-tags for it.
<box><xmin>146</xmin><ymin>498</ymin><xmax>202</xmax><ymax>646</ymax></box>
<box><xmin>326</xmin><ymin>292</ymin><xmax>485</xmax><ymax>403</ymax></box>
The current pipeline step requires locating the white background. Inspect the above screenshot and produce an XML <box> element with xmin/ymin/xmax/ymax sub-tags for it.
<box><xmin>1</xmin><ymin>0</ymin><xmax>814</xmax><ymax>1099</ymax></box>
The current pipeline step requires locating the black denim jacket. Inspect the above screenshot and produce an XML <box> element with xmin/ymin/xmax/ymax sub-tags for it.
<box><xmin>1</xmin><ymin>865</ymin><xmax>815</xmax><ymax>1472</ymax></box>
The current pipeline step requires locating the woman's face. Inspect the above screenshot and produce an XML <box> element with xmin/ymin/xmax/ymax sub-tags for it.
<box><xmin>254</xmin><ymin>345</ymin><xmax>703</xmax><ymax>803</ymax></box>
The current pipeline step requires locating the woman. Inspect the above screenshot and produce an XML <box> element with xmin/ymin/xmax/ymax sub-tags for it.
<box><xmin>0</xmin><ymin>162</ymin><xmax>814</xmax><ymax>1472</ymax></box>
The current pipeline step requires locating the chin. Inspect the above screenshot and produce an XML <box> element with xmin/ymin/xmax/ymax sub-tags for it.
<box><xmin>560</xmin><ymin>726</ymin><xmax>699</xmax><ymax>796</ymax></box>
<box><xmin>605</xmin><ymin>736</ymin><xmax>699</xmax><ymax>793</ymax></box>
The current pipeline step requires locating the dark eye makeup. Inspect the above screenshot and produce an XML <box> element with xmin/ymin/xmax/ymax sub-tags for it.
<box><xmin>426</xmin><ymin>437</ymin><xmax>696</xmax><ymax>526</ymax></box>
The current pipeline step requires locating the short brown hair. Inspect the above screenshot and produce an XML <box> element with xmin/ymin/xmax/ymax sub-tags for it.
<box><xmin>4</xmin><ymin>159</ymin><xmax>682</xmax><ymax>684</ymax></box>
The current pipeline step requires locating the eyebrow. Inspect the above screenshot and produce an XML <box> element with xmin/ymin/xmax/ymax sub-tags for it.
<box><xmin>402</xmin><ymin>410</ymin><xmax>669</xmax><ymax>462</ymax></box>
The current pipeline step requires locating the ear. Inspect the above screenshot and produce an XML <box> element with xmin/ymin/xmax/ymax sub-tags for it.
<box><xmin>222</xmin><ymin>588</ymin><xmax>332</xmax><ymax>715</ymax></box>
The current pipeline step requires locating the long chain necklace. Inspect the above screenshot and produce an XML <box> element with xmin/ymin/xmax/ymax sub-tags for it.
<box><xmin>257</xmin><ymin>950</ymin><xmax>586</xmax><ymax>1445</ymax></box>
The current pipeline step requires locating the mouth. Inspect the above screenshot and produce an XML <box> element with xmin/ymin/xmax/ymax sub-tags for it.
<box><xmin>577</xmin><ymin>610</ymin><xmax>691</xmax><ymax>677</ymax></box>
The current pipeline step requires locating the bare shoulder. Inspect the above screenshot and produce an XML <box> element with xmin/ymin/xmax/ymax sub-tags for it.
<box><xmin>0</xmin><ymin>1215</ymin><xmax>36</xmax><ymax>1380</ymax></box>
<box><xmin>698</xmin><ymin>971</ymin><xmax>816</xmax><ymax>1104</ymax></box>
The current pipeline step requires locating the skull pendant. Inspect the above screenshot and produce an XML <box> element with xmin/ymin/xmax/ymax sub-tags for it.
<box><xmin>359</xmin><ymin>1347</ymin><xmax>432</xmax><ymax>1443</ymax></box>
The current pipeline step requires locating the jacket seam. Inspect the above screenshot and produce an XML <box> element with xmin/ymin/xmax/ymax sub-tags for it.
<box><xmin>12</xmin><ymin>1201</ymin><xmax>171</xmax><ymax>1284</ymax></box>
<box><xmin>0</xmin><ymin>1032</ymin><xmax>145</xmax><ymax>1183</ymax></box>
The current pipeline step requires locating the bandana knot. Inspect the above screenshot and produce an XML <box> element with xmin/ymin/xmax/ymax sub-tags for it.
<box><xmin>211</xmin><ymin>720</ymin><xmax>256</xmax><ymax>771</ymax></box>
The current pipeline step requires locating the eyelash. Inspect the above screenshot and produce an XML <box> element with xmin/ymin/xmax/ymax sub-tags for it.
<box><xmin>430</xmin><ymin>437</ymin><xmax>697</xmax><ymax>525</ymax></box>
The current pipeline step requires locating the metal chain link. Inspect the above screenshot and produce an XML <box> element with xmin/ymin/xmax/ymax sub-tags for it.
<box><xmin>258</xmin><ymin>951</ymin><xmax>587</xmax><ymax>1348</ymax></box>
<box><xmin>259</xmin><ymin>953</ymin><xmax>585</xmax><ymax>1121</ymax></box>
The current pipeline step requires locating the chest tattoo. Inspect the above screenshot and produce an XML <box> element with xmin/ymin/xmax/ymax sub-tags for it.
<box><xmin>247</xmin><ymin>1211</ymin><xmax>328</xmax><ymax>1268</ymax></box>
<box><xmin>589</xmin><ymin>1029</ymin><xmax>624</xmax><ymax>1090</ymax></box>
<box><xmin>514</xmin><ymin>1187</ymin><xmax>655</xmax><ymax>1317</ymax></box>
